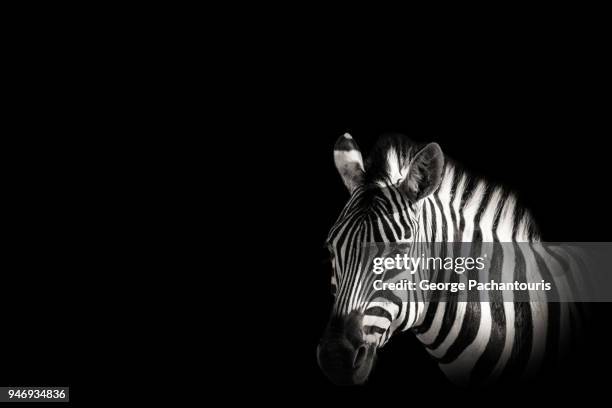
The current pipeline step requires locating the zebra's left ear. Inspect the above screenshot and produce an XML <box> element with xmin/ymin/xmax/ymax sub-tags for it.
<box><xmin>334</xmin><ymin>133</ymin><xmax>365</xmax><ymax>193</ymax></box>
<box><xmin>401</xmin><ymin>142</ymin><xmax>444</xmax><ymax>201</ymax></box>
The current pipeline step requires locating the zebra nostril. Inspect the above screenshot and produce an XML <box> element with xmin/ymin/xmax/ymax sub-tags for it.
<box><xmin>353</xmin><ymin>345</ymin><xmax>367</xmax><ymax>368</ymax></box>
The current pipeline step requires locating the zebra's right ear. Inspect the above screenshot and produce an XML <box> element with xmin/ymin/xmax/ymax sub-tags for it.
<box><xmin>334</xmin><ymin>133</ymin><xmax>365</xmax><ymax>193</ymax></box>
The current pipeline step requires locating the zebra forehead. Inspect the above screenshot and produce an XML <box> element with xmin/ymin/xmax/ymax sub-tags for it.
<box><xmin>364</xmin><ymin>133</ymin><xmax>421</xmax><ymax>184</ymax></box>
<box><xmin>327</xmin><ymin>187</ymin><xmax>415</xmax><ymax>243</ymax></box>
<box><xmin>347</xmin><ymin>187</ymin><xmax>401</xmax><ymax>209</ymax></box>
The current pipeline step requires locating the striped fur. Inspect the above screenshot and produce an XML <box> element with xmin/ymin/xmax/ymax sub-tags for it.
<box><xmin>322</xmin><ymin>133</ymin><xmax>583</xmax><ymax>386</ymax></box>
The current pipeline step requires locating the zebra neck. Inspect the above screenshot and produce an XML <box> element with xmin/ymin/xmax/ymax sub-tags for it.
<box><xmin>418</xmin><ymin>163</ymin><xmax>538</xmax><ymax>243</ymax></box>
<box><xmin>402</xmin><ymin>164</ymin><xmax>539</xmax><ymax>333</ymax></box>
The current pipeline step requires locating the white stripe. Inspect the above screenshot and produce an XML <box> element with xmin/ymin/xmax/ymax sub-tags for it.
<box><xmin>416</xmin><ymin>302</ymin><xmax>447</xmax><ymax>345</ymax></box>
<box><xmin>428</xmin><ymin>301</ymin><xmax>467</xmax><ymax>359</ymax></box>
<box><xmin>521</xmin><ymin>245</ymin><xmax>547</xmax><ymax>378</ymax></box>
<box><xmin>439</xmin><ymin>301</ymin><xmax>492</xmax><ymax>386</ymax></box>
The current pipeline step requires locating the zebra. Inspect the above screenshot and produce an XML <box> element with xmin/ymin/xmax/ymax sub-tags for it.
<box><xmin>316</xmin><ymin>133</ymin><xmax>586</xmax><ymax>386</ymax></box>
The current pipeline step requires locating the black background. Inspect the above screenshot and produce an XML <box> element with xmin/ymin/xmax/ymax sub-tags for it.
<box><xmin>1</xmin><ymin>143</ymin><xmax>73</xmax><ymax>398</ymax></box>
<box><xmin>3</xmin><ymin>11</ymin><xmax>611</xmax><ymax>404</ymax></box>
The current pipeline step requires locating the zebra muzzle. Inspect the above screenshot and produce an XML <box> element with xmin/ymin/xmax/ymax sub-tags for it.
<box><xmin>317</xmin><ymin>312</ymin><xmax>377</xmax><ymax>385</ymax></box>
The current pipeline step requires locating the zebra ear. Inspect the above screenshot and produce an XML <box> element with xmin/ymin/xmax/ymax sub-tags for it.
<box><xmin>402</xmin><ymin>142</ymin><xmax>444</xmax><ymax>201</ymax></box>
<box><xmin>334</xmin><ymin>133</ymin><xmax>365</xmax><ymax>193</ymax></box>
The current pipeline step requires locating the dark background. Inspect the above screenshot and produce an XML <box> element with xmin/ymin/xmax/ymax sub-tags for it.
<box><xmin>1</xmin><ymin>143</ymin><xmax>73</xmax><ymax>400</ymax></box>
<box><xmin>252</xmin><ymin>55</ymin><xmax>612</xmax><ymax>402</ymax></box>
<box><xmin>3</xmin><ymin>11</ymin><xmax>611</xmax><ymax>403</ymax></box>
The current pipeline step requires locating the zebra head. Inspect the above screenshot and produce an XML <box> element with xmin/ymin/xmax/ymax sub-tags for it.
<box><xmin>317</xmin><ymin>133</ymin><xmax>445</xmax><ymax>385</ymax></box>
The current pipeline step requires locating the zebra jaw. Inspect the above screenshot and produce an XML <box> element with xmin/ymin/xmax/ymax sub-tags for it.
<box><xmin>317</xmin><ymin>312</ymin><xmax>378</xmax><ymax>385</ymax></box>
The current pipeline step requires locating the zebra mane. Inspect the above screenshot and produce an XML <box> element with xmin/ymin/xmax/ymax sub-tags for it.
<box><xmin>363</xmin><ymin>133</ymin><xmax>539</xmax><ymax>241</ymax></box>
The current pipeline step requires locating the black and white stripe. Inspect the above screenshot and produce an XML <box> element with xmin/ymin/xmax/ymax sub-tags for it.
<box><xmin>322</xmin><ymin>133</ymin><xmax>584</xmax><ymax>386</ymax></box>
